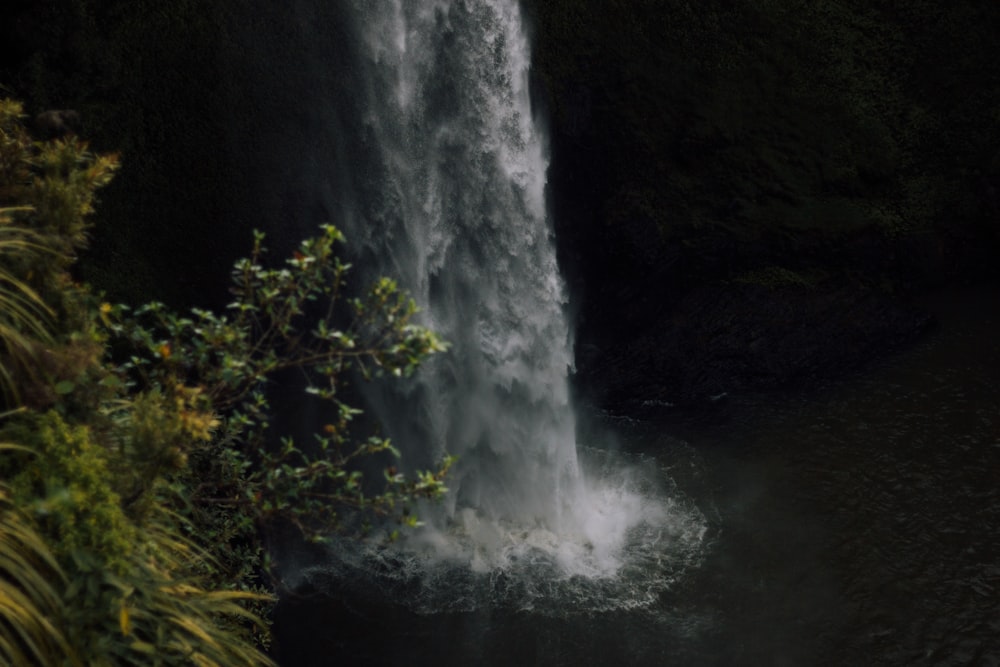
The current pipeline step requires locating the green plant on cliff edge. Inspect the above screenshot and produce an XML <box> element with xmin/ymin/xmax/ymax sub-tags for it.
<box><xmin>0</xmin><ymin>96</ymin><xmax>450</xmax><ymax>664</ymax></box>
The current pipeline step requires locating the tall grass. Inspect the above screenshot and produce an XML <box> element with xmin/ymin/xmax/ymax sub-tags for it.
<box><xmin>0</xmin><ymin>207</ymin><xmax>54</xmax><ymax>403</ymax></box>
<box><xmin>0</xmin><ymin>476</ymin><xmax>79</xmax><ymax>666</ymax></box>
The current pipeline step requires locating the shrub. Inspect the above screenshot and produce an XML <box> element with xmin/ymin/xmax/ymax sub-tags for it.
<box><xmin>0</xmin><ymin>94</ymin><xmax>450</xmax><ymax>663</ymax></box>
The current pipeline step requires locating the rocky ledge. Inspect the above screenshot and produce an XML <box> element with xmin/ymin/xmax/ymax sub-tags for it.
<box><xmin>576</xmin><ymin>281</ymin><xmax>934</xmax><ymax>416</ymax></box>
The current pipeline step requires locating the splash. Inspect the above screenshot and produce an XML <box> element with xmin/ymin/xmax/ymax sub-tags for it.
<box><xmin>307</xmin><ymin>449</ymin><xmax>706</xmax><ymax>614</ymax></box>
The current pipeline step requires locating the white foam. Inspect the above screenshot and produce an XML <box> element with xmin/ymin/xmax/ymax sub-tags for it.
<box><xmin>305</xmin><ymin>450</ymin><xmax>707</xmax><ymax>615</ymax></box>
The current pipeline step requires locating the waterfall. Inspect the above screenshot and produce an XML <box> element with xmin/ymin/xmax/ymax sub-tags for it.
<box><xmin>309</xmin><ymin>0</ymin><xmax>705</xmax><ymax>609</ymax></box>
<box><xmin>346</xmin><ymin>0</ymin><xmax>583</xmax><ymax>535</ymax></box>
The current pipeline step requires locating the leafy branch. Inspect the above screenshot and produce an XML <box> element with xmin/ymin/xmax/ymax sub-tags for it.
<box><xmin>107</xmin><ymin>224</ymin><xmax>451</xmax><ymax>543</ymax></box>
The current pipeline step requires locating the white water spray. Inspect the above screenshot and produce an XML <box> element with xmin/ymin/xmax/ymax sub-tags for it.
<box><xmin>317</xmin><ymin>0</ymin><xmax>705</xmax><ymax>608</ymax></box>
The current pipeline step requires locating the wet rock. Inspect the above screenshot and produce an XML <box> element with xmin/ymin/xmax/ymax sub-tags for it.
<box><xmin>578</xmin><ymin>281</ymin><xmax>933</xmax><ymax>415</ymax></box>
<box><xmin>34</xmin><ymin>109</ymin><xmax>81</xmax><ymax>140</ymax></box>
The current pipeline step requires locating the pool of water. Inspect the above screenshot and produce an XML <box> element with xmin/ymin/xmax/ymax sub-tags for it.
<box><xmin>272</xmin><ymin>286</ymin><xmax>1000</xmax><ymax>666</ymax></box>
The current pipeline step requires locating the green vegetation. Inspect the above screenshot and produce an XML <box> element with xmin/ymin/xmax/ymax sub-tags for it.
<box><xmin>0</xmin><ymin>98</ymin><xmax>450</xmax><ymax>664</ymax></box>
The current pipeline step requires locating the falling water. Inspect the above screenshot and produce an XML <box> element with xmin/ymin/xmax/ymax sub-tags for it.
<box><xmin>308</xmin><ymin>0</ymin><xmax>705</xmax><ymax>612</ymax></box>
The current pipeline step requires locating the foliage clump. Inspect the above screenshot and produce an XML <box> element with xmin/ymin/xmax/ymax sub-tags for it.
<box><xmin>4</xmin><ymin>412</ymin><xmax>137</xmax><ymax>572</ymax></box>
<box><xmin>0</xmin><ymin>95</ymin><xmax>450</xmax><ymax>664</ymax></box>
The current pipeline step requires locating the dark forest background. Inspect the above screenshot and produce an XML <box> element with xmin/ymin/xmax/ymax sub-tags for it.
<box><xmin>3</xmin><ymin>0</ymin><xmax>999</xmax><ymax>412</ymax></box>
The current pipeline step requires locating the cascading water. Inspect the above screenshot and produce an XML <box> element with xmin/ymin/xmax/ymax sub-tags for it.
<box><xmin>306</xmin><ymin>0</ymin><xmax>706</xmax><ymax>612</ymax></box>
<box><xmin>355</xmin><ymin>0</ymin><xmax>580</xmax><ymax>531</ymax></box>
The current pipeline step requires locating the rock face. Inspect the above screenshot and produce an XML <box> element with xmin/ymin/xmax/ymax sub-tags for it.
<box><xmin>0</xmin><ymin>1</ymin><xmax>51</xmax><ymax>66</ymax></box>
<box><xmin>553</xmin><ymin>176</ymin><xmax>988</xmax><ymax>414</ymax></box>
<box><xmin>577</xmin><ymin>281</ymin><xmax>933</xmax><ymax>414</ymax></box>
<box><xmin>34</xmin><ymin>110</ymin><xmax>81</xmax><ymax>139</ymax></box>
<box><xmin>546</xmin><ymin>108</ymin><xmax>990</xmax><ymax>414</ymax></box>
<box><xmin>525</xmin><ymin>2</ymin><xmax>1000</xmax><ymax>416</ymax></box>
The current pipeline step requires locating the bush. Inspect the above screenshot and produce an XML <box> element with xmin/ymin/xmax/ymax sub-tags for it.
<box><xmin>0</xmin><ymin>94</ymin><xmax>450</xmax><ymax>663</ymax></box>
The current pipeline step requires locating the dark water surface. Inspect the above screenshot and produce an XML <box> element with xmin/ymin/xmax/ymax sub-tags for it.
<box><xmin>273</xmin><ymin>287</ymin><xmax>1000</xmax><ymax>666</ymax></box>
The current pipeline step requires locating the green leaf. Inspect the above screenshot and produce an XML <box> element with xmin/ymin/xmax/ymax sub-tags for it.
<box><xmin>98</xmin><ymin>375</ymin><xmax>121</xmax><ymax>389</ymax></box>
<box><xmin>54</xmin><ymin>381</ymin><xmax>74</xmax><ymax>395</ymax></box>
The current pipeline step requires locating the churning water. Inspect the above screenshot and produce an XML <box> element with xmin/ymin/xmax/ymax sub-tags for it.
<box><xmin>294</xmin><ymin>0</ymin><xmax>705</xmax><ymax>613</ymax></box>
